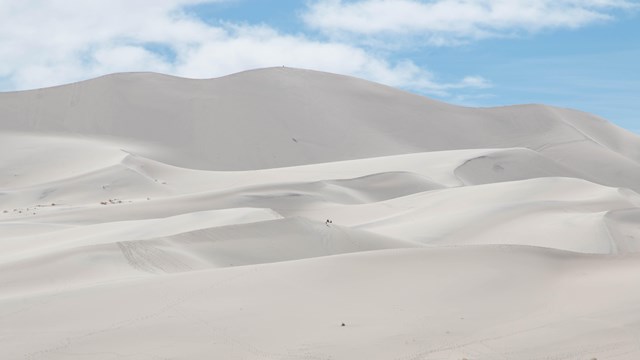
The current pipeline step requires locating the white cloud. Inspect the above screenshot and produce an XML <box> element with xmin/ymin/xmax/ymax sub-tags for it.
<box><xmin>173</xmin><ymin>25</ymin><xmax>490</xmax><ymax>96</ymax></box>
<box><xmin>0</xmin><ymin>0</ymin><xmax>487</xmax><ymax>97</ymax></box>
<box><xmin>303</xmin><ymin>0</ymin><xmax>639</xmax><ymax>45</ymax></box>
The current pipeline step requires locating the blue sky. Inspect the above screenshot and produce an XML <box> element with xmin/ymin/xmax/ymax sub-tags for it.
<box><xmin>0</xmin><ymin>0</ymin><xmax>638</xmax><ymax>133</ymax></box>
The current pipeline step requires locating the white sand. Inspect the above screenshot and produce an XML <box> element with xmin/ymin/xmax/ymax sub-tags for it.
<box><xmin>1</xmin><ymin>67</ymin><xmax>640</xmax><ymax>359</ymax></box>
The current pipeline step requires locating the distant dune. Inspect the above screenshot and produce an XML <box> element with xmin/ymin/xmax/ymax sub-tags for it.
<box><xmin>1</xmin><ymin>68</ymin><xmax>640</xmax><ymax>359</ymax></box>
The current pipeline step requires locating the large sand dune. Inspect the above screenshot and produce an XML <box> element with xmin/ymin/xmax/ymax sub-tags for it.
<box><xmin>1</xmin><ymin>67</ymin><xmax>640</xmax><ymax>359</ymax></box>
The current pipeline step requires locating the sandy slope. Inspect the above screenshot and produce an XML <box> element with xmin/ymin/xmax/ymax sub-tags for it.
<box><xmin>4</xmin><ymin>247</ymin><xmax>640</xmax><ymax>360</ymax></box>
<box><xmin>1</xmin><ymin>67</ymin><xmax>640</xmax><ymax>359</ymax></box>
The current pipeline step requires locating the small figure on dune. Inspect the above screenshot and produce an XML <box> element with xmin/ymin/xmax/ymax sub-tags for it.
<box><xmin>325</xmin><ymin>219</ymin><xmax>333</xmax><ymax>226</ymax></box>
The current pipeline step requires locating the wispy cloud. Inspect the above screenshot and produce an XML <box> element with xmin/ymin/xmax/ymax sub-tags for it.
<box><xmin>0</xmin><ymin>0</ymin><xmax>487</xmax><ymax>96</ymax></box>
<box><xmin>303</xmin><ymin>0</ymin><xmax>639</xmax><ymax>45</ymax></box>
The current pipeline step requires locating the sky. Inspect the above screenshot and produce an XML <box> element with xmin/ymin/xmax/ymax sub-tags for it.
<box><xmin>0</xmin><ymin>0</ymin><xmax>638</xmax><ymax>133</ymax></box>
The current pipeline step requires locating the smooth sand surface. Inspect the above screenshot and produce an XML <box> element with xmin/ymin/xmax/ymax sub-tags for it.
<box><xmin>1</xmin><ymin>67</ymin><xmax>640</xmax><ymax>359</ymax></box>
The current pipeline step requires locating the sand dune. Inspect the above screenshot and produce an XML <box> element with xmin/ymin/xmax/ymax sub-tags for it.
<box><xmin>1</xmin><ymin>67</ymin><xmax>639</xmax><ymax>359</ymax></box>
<box><xmin>1</xmin><ymin>69</ymin><xmax>638</xmax><ymax>178</ymax></box>
<box><xmin>3</xmin><ymin>247</ymin><xmax>640</xmax><ymax>360</ymax></box>
<box><xmin>0</xmin><ymin>208</ymin><xmax>282</xmax><ymax>259</ymax></box>
<box><xmin>350</xmin><ymin>177</ymin><xmax>640</xmax><ymax>254</ymax></box>
<box><xmin>0</xmin><ymin>218</ymin><xmax>416</xmax><ymax>300</ymax></box>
